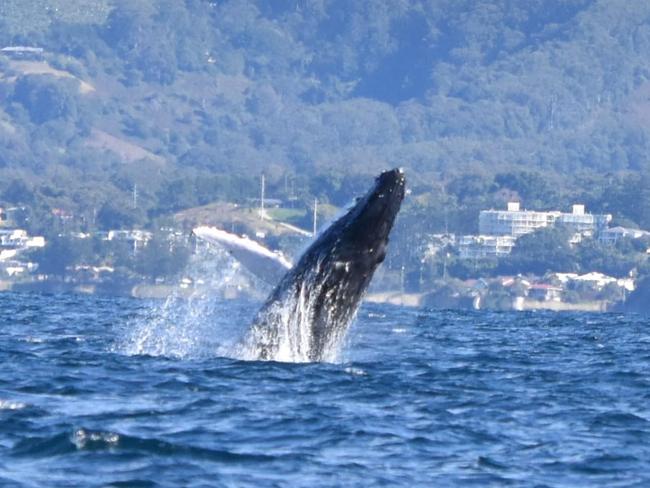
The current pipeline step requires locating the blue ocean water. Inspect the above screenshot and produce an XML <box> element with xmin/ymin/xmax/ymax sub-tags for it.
<box><xmin>1</xmin><ymin>292</ymin><xmax>649</xmax><ymax>487</ymax></box>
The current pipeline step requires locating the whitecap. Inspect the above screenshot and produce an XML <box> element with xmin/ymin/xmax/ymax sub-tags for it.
<box><xmin>23</xmin><ymin>336</ymin><xmax>44</xmax><ymax>344</ymax></box>
<box><xmin>344</xmin><ymin>367</ymin><xmax>367</xmax><ymax>376</ymax></box>
<box><xmin>0</xmin><ymin>399</ymin><xmax>27</xmax><ymax>410</ymax></box>
<box><xmin>72</xmin><ymin>428</ymin><xmax>120</xmax><ymax>449</ymax></box>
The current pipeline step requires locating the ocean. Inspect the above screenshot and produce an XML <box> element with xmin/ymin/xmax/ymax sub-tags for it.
<box><xmin>1</xmin><ymin>291</ymin><xmax>649</xmax><ymax>487</ymax></box>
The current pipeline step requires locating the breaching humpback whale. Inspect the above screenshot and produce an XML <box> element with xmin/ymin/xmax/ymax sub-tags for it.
<box><xmin>242</xmin><ymin>168</ymin><xmax>406</xmax><ymax>362</ymax></box>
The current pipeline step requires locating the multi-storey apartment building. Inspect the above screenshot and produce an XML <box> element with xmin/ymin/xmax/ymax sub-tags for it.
<box><xmin>456</xmin><ymin>202</ymin><xmax>613</xmax><ymax>260</ymax></box>
<box><xmin>479</xmin><ymin>202</ymin><xmax>611</xmax><ymax>238</ymax></box>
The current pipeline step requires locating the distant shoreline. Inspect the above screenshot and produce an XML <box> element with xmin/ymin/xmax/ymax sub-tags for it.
<box><xmin>0</xmin><ymin>279</ymin><xmax>620</xmax><ymax>313</ymax></box>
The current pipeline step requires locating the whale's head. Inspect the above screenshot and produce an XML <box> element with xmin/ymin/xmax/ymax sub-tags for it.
<box><xmin>330</xmin><ymin>167</ymin><xmax>406</xmax><ymax>269</ymax></box>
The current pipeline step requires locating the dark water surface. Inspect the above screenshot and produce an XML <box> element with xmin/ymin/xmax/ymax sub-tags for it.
<box><xmin>1</xmin><ymin>292</ymin><xmax>649</xmax><ymax>487</ymax></box>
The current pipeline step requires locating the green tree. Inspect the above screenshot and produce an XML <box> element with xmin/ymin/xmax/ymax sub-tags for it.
<box><xmin>134</xmin><ymin>235</ymin><xmax>190</xmax><ymax>282</ymax></box>
<box><xmin>574</xmin><ymin>238</ymin><xmax>640</xmax><ymax>278</ymax></box>
<box><xmin>155</xmin><ymin>178</ymin><xmax>198</xmax><ymax>214</ymax></box>
<box><xmin>499</xmin><ymin>226</ymin><xmax>577</xmax><ymax>275</ymax></box>
<box><xmin>33</xmin><ymin>235</ymin><xmax>93</xmax><ymax>277</ymax></box>
<box><xmin>13</xmin><ymin>75</ymin><xmax>80</xmax><ymax>124</ymax></box>
<box><xmin>2</xmin><ymin>179</ymin><xmax>35</xmax><ymax>205</ymax></box>
<box><xmin>494</xmin><ymin>171</ymin><xmax>557</xmax><ymax>209</ymax></box>
<box><xmin>96</xmin><ymin>201</ymin><xmax>144</xmax><ymax>230</ymax></box>
<box><xmin>638</xmin><ymin>167</ymin><xmax>650</xmax><ymax>230</ymax></box>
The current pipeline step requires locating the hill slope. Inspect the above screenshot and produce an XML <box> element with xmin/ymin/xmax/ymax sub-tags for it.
<box><xmin>0</xmin><ymin>0</ymin><xmax>649</xmax><ymax>235</ymax></box>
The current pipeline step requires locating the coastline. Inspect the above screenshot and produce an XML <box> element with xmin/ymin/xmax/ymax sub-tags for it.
<box><xmin>0</xmin><ymin>279</ymin><xmax>622</xmax><ymax>312</ymax></box>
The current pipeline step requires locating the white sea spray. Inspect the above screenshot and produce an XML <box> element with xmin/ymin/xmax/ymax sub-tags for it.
<box><xmin>114</xmin><ymin>246</ymin><xmax>262</xmax><ymax>359</ymax></box>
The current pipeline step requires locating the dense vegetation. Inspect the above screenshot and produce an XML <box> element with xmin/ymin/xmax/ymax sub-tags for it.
<box><xmin>0</xmin><ymin>0</ymin><xmax>649</xmax><ymax>285</ymax></box>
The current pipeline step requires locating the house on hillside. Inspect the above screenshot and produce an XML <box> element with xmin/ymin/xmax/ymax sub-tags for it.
<box><xmin>0</xmin><ymin>46</ymin><xmax>44</xmax><ymax>59</ymax></box>
<box><xmin>72</xmin><ymin>265</ymin><xmax>115</xmax><ymax>283</ymax></box>
<box><xmin>528</xmin><ymin>284</ymin><xmax>563</xmax><ymax>302</ymax></box>
<box><xmin>52</xmin><ymin>208</ymin><xmax>75</xmax><ymax>224</ymax></box>
<box><xmin>457</xmin><ymin>234</ymin><xmax>516</xmax><ymax>259</ymax></box>
<box><xmin>0</xmin><ymin>258</ymin><xmax>38</xmax><ymax>277</ymax></box>
<box><xmin>599</xmin><ymin>226</ymin><xmax>650</xmax><ymax>245</ymax></box>
<box><xmin>552</xmin><ymin>271</ymin><xmax>635</xmax><ymax>292</ymax></box>
<box><xmin>0</xmin><ymin>229</ymin><xmax>45</xmax><ymax>249</ymax></box>
<box><xmin>106</xmin><ymin>230</ymin><xmax>153</xmax><ymax>253</ymax></box>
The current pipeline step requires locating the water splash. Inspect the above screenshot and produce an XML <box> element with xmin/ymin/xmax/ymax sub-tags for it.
<box><xmin>114</xmin><ymin>246</ymin><xmax>264</xmax><ymax>359</ymax></box>
<box><xmin>116</xmin><ymin>245</ymin><xmax>355</xmax><ymax>364</ymax></box>
<box><xmin>237</xmin><ymin>280</ymin><xmax>321</xmax><ymax>363</ymax></box>
<box><xmin>239</xmin><ymin>259</ymin><xmax>354</xmax><ymax>363</ymax></box>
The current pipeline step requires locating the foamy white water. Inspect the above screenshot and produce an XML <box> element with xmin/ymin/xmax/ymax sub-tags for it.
<box><xmin>117</xmin><ymin>244</ymin><xmax>354</xmax><ymax>364</ymax></box>
<box><xmin>239</xmin><ymin>258</ymin><xmax>355</xmax><ymax>363</ymax></box>
<box><xmin>115</xmin><ymin>246</ymin><xmax>261</xmax><ymax>359</ymax></box>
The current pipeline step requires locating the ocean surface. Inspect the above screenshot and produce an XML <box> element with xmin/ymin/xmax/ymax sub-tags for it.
<box><xmin>1</xmin><ymin>291</ymin><xmax>649</xmax><ymax>487</ymax></box>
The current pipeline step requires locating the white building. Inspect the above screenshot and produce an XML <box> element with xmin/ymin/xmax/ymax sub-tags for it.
<box><xmin>599</xmin><ymin>226</ymin><xmax>650</xmax><ymax>245</ymax></box>
<box><xmin>479</xmin><ymin>202</ymin><xmax>611</xmax><ymax>238</ymax></box>
<box><xmin>557</xmin><ymin>204</ymin><xmax>612</xmax><ymax>236</ymax></box>
<box><xmin>0</xmin><ymin>46</ymin><xmax>44</xmax><ymax>59</ymax></box>
<box><xmin>0</xmin><ymin>229</ymin><xmax>45</xmax><ymax>277</ymax></box>
<box><xmin>553</xmin><ymin>271</ymin><xmax>635</xmax><ymax>292</ymax></box>
<box><xmin>458</xmin><ymin>235</ymin><xmax>516</xmax><ymax>259</ymax></box>
<box><xmin>0</xmin><ymin>229</ymin><xmax>45</xmax><ymax>249</ymax></box>
<box><xmin>106</xmin><ymin>229</ymin><xmax>153</xmax><ymax>253</ymax></box>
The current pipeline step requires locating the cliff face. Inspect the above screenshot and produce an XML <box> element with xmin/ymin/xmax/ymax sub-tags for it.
<box><xmin>624</xmin><ymin>278</ymin><xmax>650</xmax><ymax>314</ymax></box>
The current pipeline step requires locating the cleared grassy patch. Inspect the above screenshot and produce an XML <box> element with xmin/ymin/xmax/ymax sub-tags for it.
<box><xmin>7</xmin><ymin>60</ymin><xmax>95</xmax><ymax>94</ymax></box>
<box><xmin>266</xmin><ymin>208</ymin><xmax>306</xmax><ymax>222</ymax></box>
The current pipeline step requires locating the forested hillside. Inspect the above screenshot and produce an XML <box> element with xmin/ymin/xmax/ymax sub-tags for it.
<box><xmin>1</xmin><ymin>0</ymin><xmax>650</xmax><ymax>237</ymax></box>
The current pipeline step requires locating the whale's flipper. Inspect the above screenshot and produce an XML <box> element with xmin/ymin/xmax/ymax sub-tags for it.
<box><xmin>193</xmin><ymin>226</ymin><xmax>292</xmax><ymax>286</ymax></box>
<box><xmin>244</xmin><ymin>168</ymin><xmax>406</xmax><ymax>362</ymax></box>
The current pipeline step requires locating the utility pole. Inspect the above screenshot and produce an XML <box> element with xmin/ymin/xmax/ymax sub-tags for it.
<box><xmin>260</xmin><ymin>172</ymin><xmax>265</xmax><ymax>219</ymax></box>
<box><xmin>312</xmin><ymin>198</ymin><xmax>318</xmax><ymax>236</ymax></box>
<box><xmin>132</xmin><ymin>184</ymin><xmax>138</xmax><ymax>209</ymax></box>
<box><xmin>400</xmin><ymin>265</ymin><xmax>405</xmax><ymax>305</ymax></box>
<box><xmin>444</xmin><ymin>206</ymin><xmax>449</xmax><ymax>235</ymax></box>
